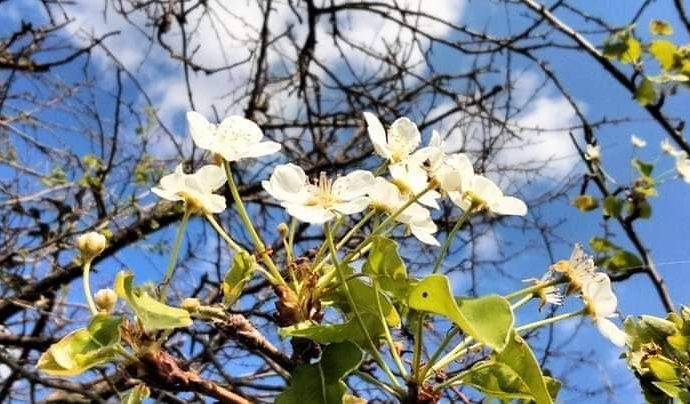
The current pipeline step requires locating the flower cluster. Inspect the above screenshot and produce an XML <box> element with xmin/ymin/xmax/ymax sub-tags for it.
<box><xmin>262</xmin><ymin>112</ymin><xmax>527</xmax><ymax>245</ymax></box>
<box><xmin>549</xmin><ymin>244</ymin><xmax>627</xmax><ymax>347</ymax></box>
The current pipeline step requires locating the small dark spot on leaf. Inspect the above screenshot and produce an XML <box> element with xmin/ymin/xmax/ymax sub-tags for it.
<box><xmin>422</xmin><ymin>292</ymin><xmax>428</xmax><ymax>298</ymax></box>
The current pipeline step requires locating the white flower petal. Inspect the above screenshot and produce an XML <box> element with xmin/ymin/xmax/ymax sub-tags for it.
<box><xmin>239</xmin><ymin>140</ymin><xmax>282</xmax><ymax>159</ymax></box>
<box><xmin>151</xmin><ymin>187</ymin><xmax>182</xmax><ymax>202</ymax></box>
<box><xmin>187</xmin><ymin>111</ymin><xmax>216</xmax><ymax>150</ymax></box>
<box><xmin>200</xmin><ymin>194</ymin><xmax>227</xmax><ymax>214</ymax></box>
<box><xmin>583</xmin><ymin>273</ymin><xmax>618</xmax><ymax>317</ymax></box>
<box><xmin>334</xmin><ymin>196</ymin><xmax>371</xmax><ymax>215</ymax></box>
<box><xmin>491</xmin><ymin>196</ymin><xmax>528</xmax><ymax>216</ymax></box>
<box><xmin>410</xmin><ymin>226</ymin><xmax>440</xmax><ymax>246</ymax></box>
<box><xmin>286</xmin><ymin>204</ymin><xmax>335</xmax><ymax>224</ymax></box>
<box><xmin>193</xmin><ymin>164</ymin><xmax>227</xmax><ymax>191</ymax></box>
<box><xmin>263</xmin><ymin>164</ymin><xmax>309</xmax><ymax>203</ymax></box>
<box><xmin>363</xmin><ymin>112</ymin><xmax>391</xmax><ymax>159</ymax></box>
<box><xmin>471</xmin><ymin>175</ymin><xmax>503</xmax><ymax>204</ymax></box>
<box><xmin>389</xmin><ymin>117</ymin><xmax>421</xmax><ymax>157</ymax></box>
<box><xmin>596</xmin><ymin>318</ymin><xmax>627</xmax><ymax>347</ymax></box>
<box><xmin>217</xmin><ymin>116</ymin><xmax>264</xmax><ymax>144</ymax></box>
<box><xmin>333</xmin><ymin>170</ymin><xmax>375</xmax><ymax>200</ymax></box>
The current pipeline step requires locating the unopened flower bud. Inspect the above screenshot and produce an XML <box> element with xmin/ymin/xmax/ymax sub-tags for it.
<box><xmin>76</xmin><ymin>232</ymin><xmax>106</xmax><ymax>259</ymax></box>
<box><xmin>181</xmin><ymin>298</ymin><xmax>201</xmax><ymax>313</ymax></box>
<box><xmin>277</xmin><ymin>222</ymin><xmax>289</xmax><ymax>238</ymax></box>
<box><xmin>94</xmin><ymin>288</ymin><xmax>117</xmax><ymax>313</ymax></box>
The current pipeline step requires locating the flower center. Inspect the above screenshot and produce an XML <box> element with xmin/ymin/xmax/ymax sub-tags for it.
<box><xmin>306</xmin><ymin>172</ymin><xmax>338</xmax><ymax>208</ymax></box>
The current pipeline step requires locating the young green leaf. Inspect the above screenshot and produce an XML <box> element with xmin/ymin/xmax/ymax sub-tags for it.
<box><xmin>650</xmin><ymin>19</ymin><xmax>673</xmax><ymax>36</ymax></box>
<box><xmin>603</xmin><ymin>196</ymin><xmax>623</xmax><ymax>218</ymax></box>
<box><xmin>222</xmin><ymin>251</ymin><xmax>256</xmax><ymax>306</ymax></box>
<box><xmin>649</xmin><ymin>40</ymin><xmax>678</xmax><ymax>71</ymax></box>
<box><xmin>461</xmin><ymin>360</ymin><xmax>534</xmax><ymax>400</ymax></box>
<box><xmin>634</xmin><ymin>77</ymin><xmax>656</xmax><ymax>106</ymax></box>
<box><xmin>571</xmin><ymin>195</ymin><xmax>599</xmax><ymax>212</ymax></box>
<box><xmin>279</xmin><ymin>314</ymin><xmax>384</xmax><ymax>348</ymax></box>
<box><xmin>408</xmin><ymin>274</ymin><xmax>513</xmax><ymax>351</ymax></box>
<box><xmin>494</xmin><ymin>331</ymin><xmax>554</xmax><ymax>404</ymax></box>
<box><xmin>325</xmin><ymin>273</ymin><xmax>401</xmax><ymax>327</ymax></box>
<box><xmin>114</xmin><ymin>271</ymin><xmax>192</xmax><ymax>333</ymax></box>
<box><xmin>276</xmin><ymin>342</ymin><xmax>363</xmax><ymax>404</ymax></box>
<box><xmin>362</xmin><ymin>236</ymin><xmax>409</xmax><ymax>300</ymax></box>
<box><xmin>37</xmin><ymin>314</ymin><xmax>122</xmax><ymax>376</ymax></box>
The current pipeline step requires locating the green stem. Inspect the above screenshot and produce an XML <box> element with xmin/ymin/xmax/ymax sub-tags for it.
<box><xmin>159</xmin><ymin>207</ymin><xmax>191</xmax><ymax>302</ymax></box>
<box><xmin>503</xmin><ymin>277</ymin><xmax>563</xmax><ymax>301</ymax></box>
<box><xmin>355</xmin><ymin>370</ymin><xmax>404</xmax><ymax>399</ymax></box>
<box><xmin>412</xmin><ymin>312</ymin><xmax>425</xmax><ymax>383</ymax></box>
<box><xmin>223</xmin><ymin>162</ymin><xmax>285</xmax><ymax>285</ymax></box>
<box><xmin>422</xmin><ymin>328</ymin><xmax>459</xmax><ymax>380</ymax></box>
<box><xmin>511</xmin><ymin>295</ymin><xmax>533</xmax><ymax>311</ymax></box>
<box><xmin>324</xmin><ymin>223</ymin><xmax>401</xmax><ymax>388</ymax></box>
<box><xmin>82</xmin><ymin>259</ymin><xmax>97</xmax><ymax>315</ymax></box>
<box><xmin>205</xmin><ymin>213</ymin><xmax>243</xmax><ymax>253</ymax></box>
<box><xmin>515</xmin><ymin>308</ymin><xmax>586</xmax><ymax>333</ymax></box>
<box><xmin>374</xmin><ymin>279</ymin><xmax>408</xmax><ymax>378</ymax></box>
<box><xmin>432</xmin><ymin>206</ymin><xmax>475</xmax><ymax>273</ymax></box>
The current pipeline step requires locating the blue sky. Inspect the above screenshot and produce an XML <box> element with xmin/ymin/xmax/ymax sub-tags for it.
<box><xmin>3</xmin><ymin>0</ymin><xmax>690</xmax><ymax>402</ymax></box>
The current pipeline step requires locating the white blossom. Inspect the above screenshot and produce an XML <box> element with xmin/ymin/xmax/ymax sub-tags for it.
<box><xmin>585</xmin><ymin>144</ymin><xmax>601</xmax><ymax>161</ymax></box>
<box><xmin>187</xmin><ymin>111</ymin><xmax>281</xmax><ymax>162</ymax></box>
<box><xmin>389</xmin><ymin>163</ymin><xmax>441</xmax><ymax>209</ymax></box>
<box><xmin>631</xmin><ymin>135</ymin><xmax>646</xmax><ymax>148</ymax></box>
<box><xmin>582</xmin><ymin>273</ymin><xmax>628</xmax><ymax>347</ymax></box>
<box><xmin>676</xmin><ymin>155</ymin><xmax>690</xmax><ymax>183</ymax></box>
<box><xmin>368</xmin><ymin>177</ymin><xmax>439</xmax><ymax>246</ymax></box>
<box><xmin>412</xmin><ymin>131</ymin><xmax>474</xmax><ymax>193</ymax></box>
<box><xmin>449</xmin><ymin>175</ymin><xmax>527</xmax><ymax>216</ymax></box>
<box><xmin>363</xmin><ymin>112</ymin><xmax>421</xmax><ymax>165</ymax></box>
<box><xmin>661</xmin><ymin>139</ymin><xmax>683</xmax><ymax>156</ymax></box>
<box><xmin>152</xmin><ymin>164</ymin><xmax>227</xmax><ymax>213</ymax></box>
<box><xmin>262</xmin><ymin>164</ymin><xmax>375</xmax><ymax>224</ymax></box>
<box><xmin>551</xmin><ymin>243</ymin><xmax>597</xmax><ymax>291</ymax></box>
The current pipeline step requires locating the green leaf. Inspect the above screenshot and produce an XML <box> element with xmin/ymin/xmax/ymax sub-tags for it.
<box><xmin>408</xmin><ymin>274</ymin><xmax>513</xmax><ymax>351</ymax></box>
<box><xmin>646</xmin><ymin>356</ymin><xmax>679</xmax><ymax>382</ymax></box>
<box><xmin>37</xmin><ymin>314</ymin><xmax>122</xmax><ymax>376</ymax></box>
<box><xmin>571</xmin><ymin>195</ymin><xmax>599</xmax><ymax>212</ymax></box>
<box><xmin>633</xmin><ymin>158</ymin><xmax>654</xmax><ymax>178</ymax></box>
<box><xmin>650</xmin><ymin>19</ymin><xmax>674</xmax><ymax>36</ymax></box>
<box><xmin>326</xmin><ymin>275</ymin><xmax>400</xmax><ymax>327</ymax></box>
<box><xmin>544</xmin><ymin>376</ymin><xmax>562</xmax><ymax>400</ymax></box>
<box><xmin>603</xmin><ymin>29</ymin><xmax>641</xmax><ymax>64</ymax></box>
<box><xmin>494</xmin><ymin>331</ymin><xmax>553</xmax><ymax>404</ymax></box>
<box><xmin>115</xmin><ymin>271</ymin><xmax>192</xmax><ymax>333</ymax></box>
<box><xmin>121</xmin><ymin>384</ymin><xmax>151</xmax><ymax>404</ymax></box>
<box><xmin>362</xmin><ymin>236</ymin><xmax>409</xmax><ymax>300</ymax></box>
<box><xmin>603</xmin><ymin>196</ymin><xmax>623</xmax><ymax>218</ymax></box>
<box><xmin>222</xmin><ymin>251</ymin><xmax>256</xmax><ymax>306</ymax></box>
<box><xmin>605</xmin><ymin>249</ymin><xmax>644</xmax><ymax>272</ymax></box>
<box><xmin>649</xmin><ymin>40</ymin><xmax>677</xmax><ymax>71</ymax></box>
<box><xmin>635</xmin><ymin>77</ymin><xmax>657</xmax><ymax>106</ymax></box>
<box><xmin>276</xmin><ymin>342</ymin><xmax>363</xmax><ymax>404</ymax></box>
<box><xmin>589</xmin><ymin>237</ymin><xmax>617</xmax><ymax>253</ymax></box>
<box><xmin>461</xmin><ymin>361</ymin><xmax>533</xmax><ymax>400</ymax></box>
<box><xmin>279</xmin><ymin>314</ymin><xmax>384</xmax><ymax>348</ymax></box>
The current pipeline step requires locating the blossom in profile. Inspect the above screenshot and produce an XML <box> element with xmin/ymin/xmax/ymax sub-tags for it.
<box><xmin>585</xmin><ymin>144</ymin><xmax>601</xmax><ymax>161</ymax></box>
<box><xmin>413</xmin><ymin>130</ymin><xmax>474</xmax><ymax>194</ymax></box>
<box><xmin>523</xmin><ymin>274</ymin><xmax>563</xmax><ymax>310</ymax></box>
<box><xmin>152</xmin><ymin>164</ymin><xmax>227</xmax><ymax>213</ymax></box>
<box><xmin>630</xmin><ymin>135</ymin><xmax>646</xmax><ymax>148</ymax></box>
<box><xmin>262</xmin><ymin>164</ymin><xmax>375</xmax><ymax>224</ymax></box>
<box><xmin>187</xmin><ymin>111</ymin><xmax>281</xmax><ymax>162</ymax></box>
<box><xmin>363</xmin><ymin>112</ymin><xmax>421</xmax><ymax>165</ymax></box>
<box><xmin>368</xmin><ymin>177</ymin><xmax>439</xmax><ymax>246</ymax></box>
<box><xmin>449</xmin><ymin>175</ymin><xmax>527</xmax><ymax>216</ymax></box>
<box><xmin>389</xmin><ymin>163</ymin><xmax>441</xmax><ymax>209</ymax></box>
<box><xmin>581</xmin><ymin>273</ymin><xmax>627</xmax><ymax>347</ymax></box>
<box><xmin>76</xmin><ymin>232</ymin><xmax>107</xmax><ymax>259</ymax></box>
<box><xmin>551</xmin><ymin>243</ymin><xmax>597</xmax><ymax>292</ymax></box>
<box><xmin>676</xmin><ymin>155</ymin><xmax>690</xmax><ymax>183</ymax></box>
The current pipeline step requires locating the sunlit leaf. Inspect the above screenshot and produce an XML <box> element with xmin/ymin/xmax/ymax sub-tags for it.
<box><xmin>649</xmin><ymin>40</ymin><xmax>677</xmax><ymax>71</ymax></box>
<box><xmin>37</xmin><ymin>314</ymin><xmax>121</xmax><ymax>376</ymax></box>
<box><xmin>408</xmin><ymin>274</ymin><xmax>513</xmax><ymax>351</ymax></box>
<box><xmin>646</xmin><ymin>356</ymin><xmax>679</xmax><ymax>382</ymax></box>
<box><xmin>115</xmin><ymin>271</ymin><xmax>192</xmax><ymax>332</ymax></box>
<box><xmin>222</xmin><ymin>251</ymin><xmax>256</xmax><ymax>306</ymax></box>
<box><xmin>276</xmin><ymin>342</ymin><xmax>363</xmax><ymax>404</ymax></box>
<box><xmin>603</xmin><ymin>29</ymin><xmax>641</xmax><ymax>64</ymax></box>
<box><xmin>633</xmin><ymin>159</ymin><xmax>654</xmax><ymax>178</ymax></box>
<box><xmin>603</xmin><ymin>196</ymin><xmax>623</xmax><ymax>218</ymax></box>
